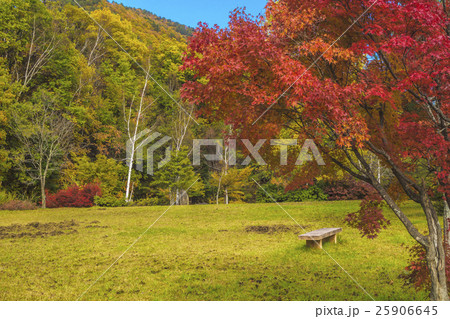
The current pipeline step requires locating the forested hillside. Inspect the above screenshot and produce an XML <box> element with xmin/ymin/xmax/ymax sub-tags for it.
<box><xmin>0</xmin><ymin>0</ymin><xmax>200</xmax><ymax>204</ymax></box>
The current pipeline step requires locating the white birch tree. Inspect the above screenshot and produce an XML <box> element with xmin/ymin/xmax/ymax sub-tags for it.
<box><xmin>123</xmin><ymin>66</ymin><xmax>158</xmax><ymax>202</ymax></box>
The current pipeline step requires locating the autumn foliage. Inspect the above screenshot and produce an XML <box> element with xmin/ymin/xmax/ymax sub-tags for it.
<box><xmin>345</xmin><ymin>195</ymin><xmax>390</xmax><ymax>239</ymax></box>
<box><xmin>46</xmin><ymin>184</ymin><xmax>102</xmax><ymax>208</ymax></box>
<box><xmin>402</xmin><ymin>243</ymin><xmax>450</xmax><ymax>292</ymax></box>
<box><xmin>182</xmin><ymin>0</ymin><xmax>449</xmax><ymax>194</ymax></box>
<box><xmin>324</xmin><ymin>178</ymin><xmax>378</xmax><ymax>201</ymax></box>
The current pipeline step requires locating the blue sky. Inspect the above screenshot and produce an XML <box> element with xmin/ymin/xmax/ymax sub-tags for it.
<box><xmin>118</xmin><ymin>0</ymin><xmax>268</xmax><ymax>28</ymax></box>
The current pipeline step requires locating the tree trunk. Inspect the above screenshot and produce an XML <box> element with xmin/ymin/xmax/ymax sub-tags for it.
<box><xmin>377</xmin><ymin>159</ymin><xmax>381</xmax><ymax>183</ymax></box>
<box><xmin>444</xmin><ymin>199</ymin><xmax>450</xmax><ymax>247</ymax></box>
<box><xmin>365</xmin><ymin>165</ymin><xmax>448</xmax><ymax>300</ymax></box>
<box><xmin>180</xmin><ymin>190</ymin><xmax>189</xmax><ymax>205</ymax></box>
<box><xmin>40</xmin><ymin>178</ymin><xmax>46</xmax><ymax>209</ymax></box>
<box><xmin>224</xmin><ymin>187</ymin><xmax>229</xmax><ymax>205</ymax></box>
<box><xmin>125</xmin><ymin>142</ymin><xmax>135</xmax><ymax>202</ymax></box>
<box><xmin>426</xmin><ymin>246</ymin><xmax>449</xmax><ymax>300</ymax></box>
<box><xmin>170</xmin><ymin>191</ymin><xmax>175</xmax><ymax>205</ymax></box>
<box><xmin>423</xmin><ymin>199</ymin><xmax>449</xmax><ymax>301</ymax></box>
<box><xmin>216</xmin><ymin>173</ymin><xmax>222</xmax><ymax>205</ymax></box>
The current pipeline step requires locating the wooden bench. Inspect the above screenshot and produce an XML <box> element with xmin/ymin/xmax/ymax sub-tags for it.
<box><xmin>298</xmin><ymin>228</ymin><xmax>342</xmax><ymax>249</ymax></box>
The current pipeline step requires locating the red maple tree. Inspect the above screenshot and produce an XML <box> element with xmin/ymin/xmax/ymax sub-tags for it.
<box><xmin>182</xmin><ymin>0</ymin><xmax>450</xmax><ymax>300</ymax></box>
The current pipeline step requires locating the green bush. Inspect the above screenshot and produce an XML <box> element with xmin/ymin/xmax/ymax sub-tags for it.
<box><xmin>134</xmin><ymin>197</ymin><xmax>160</xmax><ymax>207</ymax></box>
<box><xmin>94</xmin><ymin>195</ymin><xmax>126</xmax><ymax>207</ymax></box>
<box><xmin>0</xmin><ymin>190</ymin><xmax>15</xmax><ymax>205</ymax></box>
<box><xmin>68</xmin><ymin>155</ymin><xmax>138</xmax><ymax>196</ymax></box>
<box><xmin>256</xmin><ymin>184</ymin><xmax>327</xmax><ymax>203</ymax></box>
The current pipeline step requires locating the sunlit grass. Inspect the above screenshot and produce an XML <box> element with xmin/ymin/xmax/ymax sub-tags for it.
<box><xmin>0</xmin><ymin>201</ymin><xmax>428</xmax><ymax>300</ymax></box>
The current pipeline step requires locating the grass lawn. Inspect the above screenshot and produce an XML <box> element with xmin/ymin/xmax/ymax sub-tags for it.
<box><xmin>0</xmin><ymin>201</ymin><xmax>429</xmax><ymax>301</ymax></box>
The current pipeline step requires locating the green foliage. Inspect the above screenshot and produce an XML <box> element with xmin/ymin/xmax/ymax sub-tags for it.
<box><xmin>67</xmin><ymin>155</ymin><xmax>133</xmax><ymax>196</ymax></box>
<box><xmin>151</xmin><ymin>148</ymin><xmax>205</xmax><ymax>202</ymax></box>
<box><xmin>0</xmin><ymin>0</ymin><xmax>191</xmax><ymax>199</ymax></box>
<box><xmin>0</xmin><ymin>58</ymin><xmax>17</xmax><ymax>106</ymax></box>
<box><xmin>256</xmin><ymin>184</ymin><xmax>327</xmax><ymax>203</ymax></box>
<box><xmin>0</xmin><ymin>0</ymin><xmax>39</xmax><ymax>58</ymax></box>
<box><xmin>0</xmin><ymin>190</ymin><xmax>15</xmax><ymax>205</ymax></box>
<box><xmin>12</xmin><ymin>91</ymin><xmax>74</xmax><ymax>205</ymax></box>
<box><xmin>94</xmin><ymin>195</ymin><xmax>126</xmax><ymax>207</ymax></box>
<box><xmin>134</xmin><ymin>197</ymin><xmax>162</xmax><ymax>207</ymax></box>
<box><xmin>211</xmin><ymin>166</ymin><xmax>253</xmax><ymax>203</ymax></box>
<box><xmin>432</xmin><ymin>200</ymin><xmax>445</xmax><ymax>216</ymax></box>
<box><xmin>0</xmin><ymin>111</ymin><xmax>10</xmax><ymax>186</ymax></box>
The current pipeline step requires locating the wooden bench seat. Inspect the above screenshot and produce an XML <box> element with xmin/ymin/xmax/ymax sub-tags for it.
<box><xmin>298</xmin><ymin>228</ymin><xmax>342</xmax><ymax>249</ymax></box>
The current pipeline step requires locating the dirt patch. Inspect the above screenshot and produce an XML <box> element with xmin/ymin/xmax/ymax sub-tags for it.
<box><xmin>0</xmin><ymin>220</ymin><xmax>106</xmax><ymax>239</ymax></box>
<box><xmin>85</xmin><ymin>225</ymin><xmax>108</xmax><ymax>229</ymax></box>
<box><xmin>245</xmin><ymin>224</ymin><xmax>309</xmax><ymax>234</ymax></box>
<box><xmin>85</xmin><ymin>220</ymin><xmax>108</xmax><ymax>229</ymax></box>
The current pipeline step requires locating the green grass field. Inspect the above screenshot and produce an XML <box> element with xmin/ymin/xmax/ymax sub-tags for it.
<box><xmin>0</xmin><ymin>201</ymin><xmax>429</xmax><ymax>301</ymax></box>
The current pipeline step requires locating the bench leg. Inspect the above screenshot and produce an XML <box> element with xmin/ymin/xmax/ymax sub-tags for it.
<box><xmin>322</xmin><ymin>234</ymin><xmax>338</xmax><ymax>245</ymax></box>
<box><xmin>306</xmin><ymin>239</ymin><xmax>322</xmax><ymax>249</ymax></box>
<box><xmin>332</xmin><ymin>234</ymin><xmax>337</xmax><ymax>244</ymax></box>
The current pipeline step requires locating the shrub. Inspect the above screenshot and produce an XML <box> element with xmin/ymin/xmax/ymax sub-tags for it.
<box><xmin>134</xmin><ymin>197</ymin><xmax>160</xmax><ymax>207</ymax></box>
<box><xmin>94</xmin><ymin>195</ymin><xmax>126</xmax><ymax>207</ymax></box>
<box><xmin>256</xmin><ymin>184</ymin><xmax>327</xmax><ymax>203</ymax></box>
<box><xmin>288</xmin><ymin>185</ymin><xmax>328</xmax><ymax>202</ymax></box>
<box><xmin>0</xmin><ymin>200</ymin><xmax>36</xmax><ymax>211</ymax></box>
<box><xmin>324</xmin><ymin>178</ymin><xmax>377</xmax><ymax>200</ymax></box>
<box><xmin>46</xmin><ymin>184</ymin><xmax>102</xmax><ymax>208</ymax></box>
<box><xmin>0</xmin><ymin>191</ymin><xmax>15</xmax><ymax>205</ymax></box>
<box><xmin>67</xmin><ymin>155</ymin><xmax>132</xmax><ymax>195</ymax></box>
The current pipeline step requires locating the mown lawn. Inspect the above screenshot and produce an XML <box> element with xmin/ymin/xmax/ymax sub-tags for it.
<box><xmin>0</xmin><ymin>201</ymin><xmax>429</xmax><ymax>301</ymax></box>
